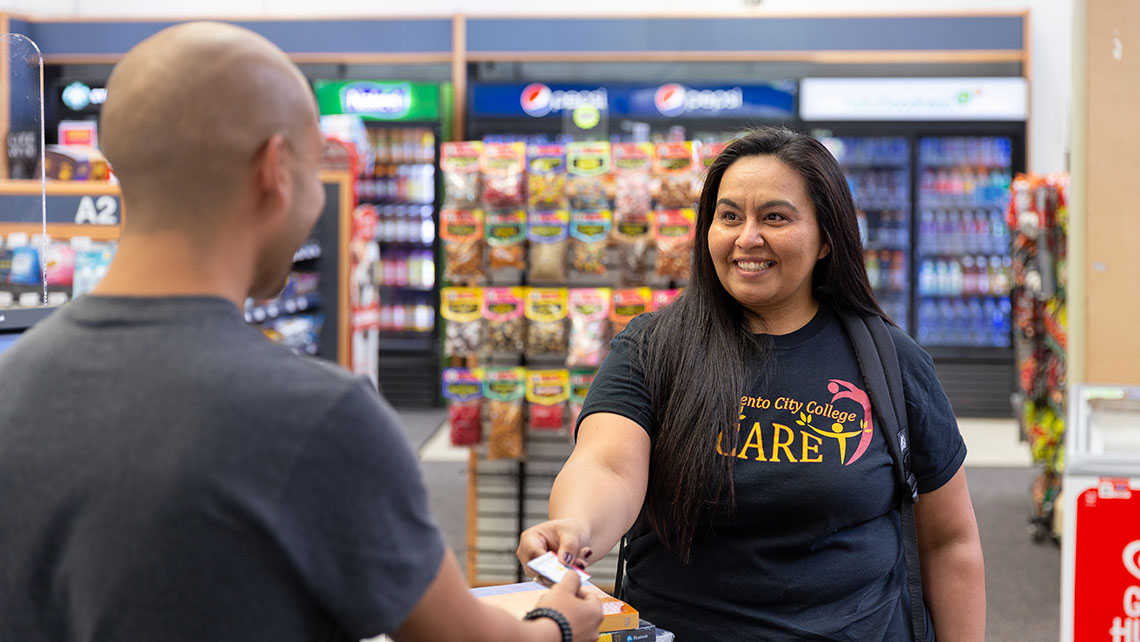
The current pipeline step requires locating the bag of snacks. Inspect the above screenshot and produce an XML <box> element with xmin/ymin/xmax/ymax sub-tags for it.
<box><xmin>613</xmin><ymin>143</ymin><xmax>654</xmax><ymax>220</ymax></box>
<box><xmin>485</xmin><ymin>209</ymin><xmax>527</xmax><ymax>270</ymax></box>
<box><xmin>527</xmin><ymin>144</ymin><xmax>568</xmax><ymax>210</ymax></box>
<box><xmin>699</xmin><ymin>141</ymin><xmax>727</xmax><ymax>175</ymax></box>
<box><xmin>569</xmin><ymin>210</ymin><xmax>611</xmax><ymax>276</ymax></box>
<box><xmin>568</xmin><ymin>288</ymin><xmax>611</xmax><ymax>369</ymax></box>
<box><xmin>653</xmin><ymin>209</ymin><xmax>695</xmax><ymax>280</ymax></box>
<box><xmin>566</xmin><ymin>142</ymin><xmax>612</xmax><ymax>211</ymax></box>
<box><xmin>527</xmin><ymin>210</ymin><xmax>569</xmax><ymax>283</ymax></box>
<box><xmin>484</xmin><ymin>367</ymin><xmax>526</xmax><ymax>460</ymax></box>
<box><xmin>609</xmin><ymin>287</ymin><xmax>651</xmax><ymax>336</ymax></box>
<box><xmin>442</xmin><ymin>142</ymin><xmax>482</xmax><ymax>209</ymax></box>
<box><xmin>441</xmin><ymin>209</ymin><xmax>485</xmax><ymax>281</ymax></box>
<box><xmin>483</xmin><ymin>287</ymin><xmax>526</xmax><ymax>354</ymax></box>
<box><xmin>526</xmin><ymin>369</ymin><xmax>570</xmax><ymax>432</ymax></box>
<box><xmin>525</xmin><ymin>287</ymin><xmax>568</xmax><ymax>356</ymax></box>
<box><xmin>480</xmin><ymin>142</ymin><xmax>526</xmax><ymax>210</ymax></box>
<box><xmin>443</xmin><ymin>368</ymin><xmax>483</xmax><ymax>446</ymax></box>
<box><xmin>568</xmin><ymin>370</ymin><xmax>596</xmax><ymax>433</ymax></box>
<box><xmin>652</xmin><ymin>288</ymin><xmax>683</xmax><ymax>311</ymax></box>
<box><xmin>652</xmin><ymin>142</ymin><xmax>698</xmax><ymax>209</ymax></box>
<box><xmin>441</xmin><ymin>287</ymin><xmax>483</xmax><ymax>358</ymax></box>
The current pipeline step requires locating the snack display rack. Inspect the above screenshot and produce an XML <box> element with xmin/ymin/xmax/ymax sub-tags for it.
<box><xmin>1008</xmin><ymin>173</ymin><xmax>1069</xmax><ymax>543</ymax></box>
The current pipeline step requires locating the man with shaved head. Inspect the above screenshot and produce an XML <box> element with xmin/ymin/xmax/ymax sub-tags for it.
<box><xmin>0</xmin><ymin>22</ymin><xmax>601</xmax><ymax>642</ymax></box>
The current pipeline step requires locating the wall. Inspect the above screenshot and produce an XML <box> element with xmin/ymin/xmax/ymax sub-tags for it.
<box><xmin>2</xmin><ymin>0</ymin><xmax>1071</xmax><ymax>174</ymax></box>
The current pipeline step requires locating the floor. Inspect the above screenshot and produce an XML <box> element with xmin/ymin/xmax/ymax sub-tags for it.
<box><xmin>397</xmin><ymin>409</ymin><xmax>1061</xmax><ymax>641</ymax></box>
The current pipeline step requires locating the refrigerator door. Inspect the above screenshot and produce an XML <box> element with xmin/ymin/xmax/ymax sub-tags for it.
<box><xmin>823</xmin><ymin>136</ymin><xmax>911</xmax><ymax>333</ymax></box>
<box><xmin>915</xmin><ymin>135</ymin><xmax>1014</xmax><ymax>349</ymax></box>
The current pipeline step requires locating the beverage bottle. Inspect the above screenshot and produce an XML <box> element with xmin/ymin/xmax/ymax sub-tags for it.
<box><xmin>934</xmin><ymin>260</ymin><xmax>950</xmax><ymax>296</ymax></box>
<box><xmin>890</xmin><ymin>251</ymin><xmax>908</xmax><ymax>291</ymax></box>
<box><xmin>931</xmin><ymin>210</ymin><xmax>946</xmax><ymax>254</ymax></box>
<box><xmin>918</xmin><ymin>300</ymin><xmax>936</xmax><ymax>345</ymax></box>
<box><xmin>998</xmin><ymin>297</ymin><xmax>1013</xmax><ymax>347</ymax></box>
<box><xmin>961</xmin><ymin>256</ymin><xmax>976</xmax><ymax>295</ymax></box>
<box><xmin>975</xmin><ymin>256</ymin><xmax>991</xmax><ymax>294</ymax></box>
<box><xmin>991</xmin><ymin>210</ymin><xmax>1009</xmax><ymax>252</ymax></box>
<box><xmin>965</xmin><ymin>137</ymin><xmax>979</xmax><ymax>166</ymax></box>
<box><xmin>989</xmin><ymin>256</ymin><xmax>1006</xmax><ymax>295</ymax></box>
<box><xmin>937</xmin><ymin>299</ymin><xmax>956</xmax><ymax>346</ymax></box>
<box><xmin>918</xmin><ymin>259</ymin><xmax>933</xmax><ymax>295</ymax></box>
<box><xmin>919</xmin><ymin>209</ymin><xmax>936</xmax><ymax>248</ymax></box>
<box><xmin>865</xmin><ymin>251</ymin><xmax>881</xmax><ymax>289</ymax></box>
<box><xmin>949</xmin><ymin>259</ymin><xmax>964</xmax><ymax>296</ymax></box>
<box><xmin>952</xmin><ymin>299</ymin><xmax>970</xmax><ymax>345</ymax></box>
<box><xmin>967</xmin><ymin>297</ymin><xmax>984</xmax><ymax>346</ymax></box>
<box><xmin>421</xmin><ymin>250</ymin><xmax>436</xmax><ymax>289</ymax></box>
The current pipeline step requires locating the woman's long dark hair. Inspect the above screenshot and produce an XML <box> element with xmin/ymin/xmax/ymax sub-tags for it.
<box><xmin>636</xmin><ymin>127</ymin><xmax>889</xmax><ymax>561</ymax></box>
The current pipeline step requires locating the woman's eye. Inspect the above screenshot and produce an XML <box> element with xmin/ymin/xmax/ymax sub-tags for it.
<box><xmin>720</xmin><ymin>210</ymin><xmax>740</xmax><ymax>221</ymax></box>
<box><xmin>765</xmin><ymin>212</ymin><xmax>787</xmax><ymax>222</ymax></box>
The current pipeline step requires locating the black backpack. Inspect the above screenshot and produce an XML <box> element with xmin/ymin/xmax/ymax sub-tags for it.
<box><xmin>613</xmin><ymin>311</ymin><xmax>927</xmax><ymax>642</ymax></box>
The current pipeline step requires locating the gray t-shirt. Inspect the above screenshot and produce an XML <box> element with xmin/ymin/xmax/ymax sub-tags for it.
<box><xmin>0</xmin><ymin>295</ymin><xmax>445</xmax><ymax>642</ymax></box>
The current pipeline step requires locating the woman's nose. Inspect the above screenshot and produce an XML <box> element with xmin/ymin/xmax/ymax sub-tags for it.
<box><xmin>735</xmin><ymin>219</ymin><xmax>766</xmax><ymax>249</ymax></box>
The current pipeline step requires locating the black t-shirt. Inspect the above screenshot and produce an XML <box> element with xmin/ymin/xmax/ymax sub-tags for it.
<box><xmin>0</xmin><ymin>296</ymin><xmax>446</xmax><ymax>642</ymax></box>
<box><xmin>579</xmin><ymin>304</ymin><xmax>965</xmax><ymax>641</ymax></box>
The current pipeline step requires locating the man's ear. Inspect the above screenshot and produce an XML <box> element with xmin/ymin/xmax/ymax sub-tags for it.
<box><xmin>255</xmin><ymin>133</ymin><xmax>291</xmax><ymax>211</ymax></box>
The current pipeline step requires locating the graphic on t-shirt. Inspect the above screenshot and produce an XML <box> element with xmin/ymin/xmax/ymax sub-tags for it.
<box><xmin>718</xmin><ymin>378</ymin><xmax>875</xmax><ymax>466</ymax></box>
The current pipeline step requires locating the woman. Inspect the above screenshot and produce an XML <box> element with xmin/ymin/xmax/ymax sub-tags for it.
<box><xmin>517</xmin><ymin>128</ymin><xmax>985</xmax><ymax>641</ymax></box>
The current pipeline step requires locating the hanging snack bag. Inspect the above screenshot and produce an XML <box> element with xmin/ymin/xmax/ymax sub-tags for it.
<box><xmin>652</xmin><ymin>142</ymin><xmax>698</xmax><ymax>209</ymax></box>
<box><xmin>527</xmin><ymin>369</ymin><xmax>570</xmax><ymax>432</ymax></box>
<box><xmin>527</xmin><ymin>210</ymin><xmax>570</xmax><ymax>283</ymax></box>
<box><xmin>484</xmin><ymin>287</ymin><xmax>527</xmax><ymax>354</ymax></box>
<box><xmin>441</xmin><ymin>287</ymin><xmax>483</xmax><ymax>358</ymax></box>
<box><xmin>613</xmin><ymin>143</ymin><xmax>654</xmax><ymax>220</ymax></box>
<box><xmin>565</xmin><ymin>142</ymin><xmax>612</xmax><ymax>211</ymax></box>
<box><xmin>568</xmin><ymin>288</ymin><xmax>611</xmax><ymax>369</ymax></box>
<box><xmin>480</xmin><ymin>142</ymin><xmax>527</xmax><ymax>210</ymax></box>
<box><xmin>485</xmin><ymin>209</ymin><xmax>527</xmax><ymax>270</ymax></box>
<box><xmin>441</xmin><ymin>209</ymin><xmax>485</xmax><ymax>281</ymax></box>
<box><xmin>653</xmin><ymin>209</ymin><xmax>696</xmax><ymax>280</ymax></box>
<box><xmin>652</xmin><ymin>288</ymin><xmax>683</xmax><ymax>311</ymax></box>
<box><xmin>525</xmin><ymin>287</ymin><xmax>569</xmax><ymax>356</ymax></box>
<box><xmin>527</xmin><ymin>144</ymin><xmax>568</xmax><ymax>210</ymax></box>
<box><xmin>699</xmin><ymin>141</ymin><xmax>727</xmax><ymax>174</ymax></box>
<box><xmin>443</xmin><ymin>368</ymin><xmax>483</xmax><ymax>447</ymax></box>
<box><xmin>484</xmin><ymin>367</ymin><xmax>526</xmax><ymax>460</ymax></box>
<box><xmin>569</xmin><ymin>370</ymin><xmax>596</xmax><ymax>433</ymax></box>
<box><xmin>609</xmin><ymin>287</ymin><xmax>651</xmax><ymax>336</ymax></box>
<box><xmin>569</xmin><ymin>210</ymin><xmax>611</xmax><ymax>276</ymax></box>
<box><xmin>442</xmin><ymin>141</ymin><xmax>482</xmax><ymax>208</ymax></box>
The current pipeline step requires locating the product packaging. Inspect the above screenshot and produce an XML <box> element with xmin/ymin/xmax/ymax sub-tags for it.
<box><xmin>652</xmin><ymin>142</ymin><xmax>698</xmax><ymax>209</ymax></box>
<box><xmin>71</xmin><ymin>242</ymin><xmax>116</xmax><ymax>298</ymax></box>
<box><xmin>699</xmin><ymin>141</ymin><xmax>727</xmax><ymax>175</ymax></box>
<box><xmin>480</xmin><ymin>142</ymin><xmax>527</xmax><ymax>210</ymax></box>
<box><xmin>441</xmin><ymin>287</ymin><xmax>484</xmax><ymax>358</ymax></box>
<box><xmin>527</xmin><ymin>210</ymin><xmax>570</xmax><ymax>283</ymax></box>
<box><xmin>443</xmin><ymin>368</ymin><xmax>484</xmax><ymax>447</ymax></box>
<box><xmin>569</xmin><ymin>210</ymin><xmax>611</xmax><ymax>276</ymax></box>
<box><xmin>485</xmin><ymin>209</ymin><xmax>527</xmax><ymax>270</ymax></box>
<box><xmin>526</xmin><ymin>369</ymin><xmax>571</xmax><ymax>432</ymax></box>
<box><xmin>524</xmin><ymin>287</ymin><xmax>569</xmax><ymax>355</ymax></box>
<box><xmin>484</xmin><ymin>367</ymin><xmax>527</xmax><ymax>460</ymax></box>
<box><xmin>611</xmin><ymin>143</ymin><xmax>655</xmax><ymax>285</ymax></box>
<box><xmin>483</xmin><ymin>287</ymin><xmax>527</xmax><ymax>354</ymax></box>
<box><xmin>441</xmin><ymin>209</ymin><xmax>485</xmax><ymax>281</ymax></box>
<box><xmin>653</xmin><ymin>209</ymin><xmax>695</xmax><ymax>280</ymax></box>
<box><xmin>568</xmin><ymin>288</ymin><xmax>611</xmax><ymax>369</ymax></box>
<box><xmin>609</xmin><ymin>287</ymin><xmax>651</xmax><ymax>336</ymax></box>
<box><xmin>442</xmin><ymin>141</ymin><xmax>482</xmax><ymax>209</ymax></box>
<box><xmin>568</xmin><ymin>370</ymin><xmax>596</xmax><ymax>433</ymax></box>
<box><xmin>566</xmin><ymin>142</ymin><xmax>612</xmax><ymax>211</ymax></box>
<box><xmin>652</xmin><ymin>288</ymin><xmax>683</xmax><ymax>311</ymax></box>
<box><xmin>527</xmin><ymin>144</ymin><xmax>568</xmax><ymax>210</ymax></box>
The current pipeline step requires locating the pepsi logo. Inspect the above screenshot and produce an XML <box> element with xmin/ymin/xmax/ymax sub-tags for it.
<box><xmin>1125</xmin><ymin>540</ymin><xmax>1140</xmax><ymax>581</ymax></box>
<box><xmin>655</xmin><ymin>83</ymin><xmax>687</xmax><ymax>117</ymax></box>
<box><xmin>521</xmin><ymin>83</ymin><xmax>553</xmax><ymax>117</ymax></box>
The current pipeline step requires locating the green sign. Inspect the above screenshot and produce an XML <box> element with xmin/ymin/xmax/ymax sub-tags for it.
<box><xmin>314</xmin><ymin>80</ymin><xmax>441</xmax><ymax>122</ymax></box>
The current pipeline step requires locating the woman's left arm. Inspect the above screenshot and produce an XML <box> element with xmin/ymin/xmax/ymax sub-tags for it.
<box><xmin>915</xmin><ymin>464</ymin><xmax>986</xmax><ymax>641</ymax></box>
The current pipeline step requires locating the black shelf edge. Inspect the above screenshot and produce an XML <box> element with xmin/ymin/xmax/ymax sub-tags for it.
<box><xmin>923</xmin><ymin>345</ymin><xmax>1014</xmax><ymax>362</ymax></box>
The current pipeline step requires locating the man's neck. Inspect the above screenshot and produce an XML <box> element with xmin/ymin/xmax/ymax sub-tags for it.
<box><xmin>92</xmin><ymin>230</ymin><xmax>250</xmax><ymax>307</ymax></box>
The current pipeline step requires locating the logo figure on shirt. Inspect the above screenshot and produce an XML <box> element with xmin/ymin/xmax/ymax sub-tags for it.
<box><xmin>797</xmin><ymin>412</ymin><xmax>866</xmax><ymax>465</ymax></box>
<box><xmin>828</xmin><ymin>379</ymin><xmax>874</xmax><ymax>465</ymax></box>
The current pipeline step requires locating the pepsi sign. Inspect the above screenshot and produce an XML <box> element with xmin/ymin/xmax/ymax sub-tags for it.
<box><xmin>519</xmin><ymin>83</ymin><xmax>608</xmax><ymax>117</ymax></box>
<box><xmin>472</xmin><ymin>82</ymin><xmax>795</xmax><ymax>120</ymax></box>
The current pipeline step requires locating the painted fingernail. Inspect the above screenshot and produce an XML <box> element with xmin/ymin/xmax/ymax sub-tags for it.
<box><xmin>562</xmin><ymin>552</ymin><xmax>573</xmax><ymax>564</ymax></box>
<box><xmin>583</xmin><ymin>548</ymin><xmax>593</xmax><ymax>560</ymax></box>
<box><xmin>573</xmin><ymin>561</ymin><xmax>587</xmax><ymax>570</ymax></box>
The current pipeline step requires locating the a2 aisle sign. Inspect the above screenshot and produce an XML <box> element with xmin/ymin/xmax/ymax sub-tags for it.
<box><xmin>0</xmin><ymin>193</ymin><xmax>121</xmax><ymax>226</ymax></box>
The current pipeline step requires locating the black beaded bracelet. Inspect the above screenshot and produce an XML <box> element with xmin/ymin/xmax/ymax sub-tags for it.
<box><xmin>523</xmin><ymin>607</ymin><xmax>573</xmax><ymax>642</ymax></box>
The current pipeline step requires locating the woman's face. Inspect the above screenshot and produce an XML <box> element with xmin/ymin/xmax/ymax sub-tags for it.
<box><xmin>707</xmin><ymin>154</ymin><xmax>830</xmax><ymax>327</ymax></box>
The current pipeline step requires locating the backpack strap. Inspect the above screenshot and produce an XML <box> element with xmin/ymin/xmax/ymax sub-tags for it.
<box><xmin>838</xmin><ymin>309</ymin><xmax>926</xmax><ymax>642</ymax></box>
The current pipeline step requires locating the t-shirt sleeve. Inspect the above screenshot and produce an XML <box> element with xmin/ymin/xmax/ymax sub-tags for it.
<box><xmin>273</xmin><ymin>380</ymin><xmax>446</xmax><ymax>639</ymax></box>
<box><xmin>575</xmin><ymin>314</ymin><xmax>655</xmax><ymax>439</ymax></box>
<box><xmin>891</xmin><ymin>328</ymin><xmax>967</xmax><ymax>494</ymax></box>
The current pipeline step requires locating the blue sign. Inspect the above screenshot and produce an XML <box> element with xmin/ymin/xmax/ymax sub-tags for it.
<box><xmin>471</xmin><ymin>82</ymin><xmax>796</xmax><ymax>120</ymax></box>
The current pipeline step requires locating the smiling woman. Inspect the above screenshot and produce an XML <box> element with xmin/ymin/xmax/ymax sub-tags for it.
<box><xmin>518</xmin><ymin>127</ymin><xmax>986</xmax><ymax>641</ymax></box>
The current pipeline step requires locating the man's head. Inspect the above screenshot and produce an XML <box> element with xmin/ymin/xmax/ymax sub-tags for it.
<box><xmin>100</xmin><ymin>22</ymin><xmax>325</xmax><ymax>299</ymax></box>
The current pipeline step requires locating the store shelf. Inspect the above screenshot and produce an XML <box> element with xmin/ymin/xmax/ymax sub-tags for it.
<box><xmin>244</xmin><ymin>293</ymin><xmax>321</xmax><ymax>324</ymax></box>
<box><xmin>379</xmin><ymin>332</ymin><xmax>435</xmax><ymax>353</ymax></box>
<box><xmin>292</xmin><ymin>241</ymin><xmax>322</xmax><ymax>263</ymax></box>
<box><xmin>923</xmin><ymin>345</ymin><xmax>1013</xmax><ymax>363</ymax></box>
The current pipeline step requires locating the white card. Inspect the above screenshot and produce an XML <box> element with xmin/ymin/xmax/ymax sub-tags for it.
<box><xmin>526</xmin><ymin>551</ymin><xmax>591</xmax><ymax>584</ymax></box>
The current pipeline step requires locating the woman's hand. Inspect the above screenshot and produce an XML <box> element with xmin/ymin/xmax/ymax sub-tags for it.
<box><xmin>517</xmin><ymin>517</ymin><xmax>594</xmax><ymax>578</ymax></box>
